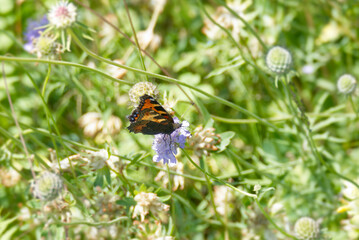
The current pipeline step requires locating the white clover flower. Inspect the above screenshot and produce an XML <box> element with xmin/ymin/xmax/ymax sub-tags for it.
<box><xmin>155</xmin><ymin>162</ymin><xmax>185</xmax><ymax>191</ymax></box>
<box><xmin>0</xmin><ymin>167</ymin><xmax>21</xmax><ymax>187</ymax></box>
<box><xmin>337</xmin><ymin>74</ymin><xmax>357</xmax><ymax>94</ymax></box>
<box><xmin>188</xmin><ymin>126</ymin><xmax>221</xmax><ymax>157</ymax></box>
<box><xmin>31</xmin><ymin>171</ymin><xmax>63</xmax><ymax>201</ymax></box>
<box><xmin>214</xmin><ymin>185</ymin><xmax>234</xmax><ymax>216</ymax></box>
<box><xmin>294</xmin><ymin>217</ymin><xmax>320</xmax><ymax>240</ymax></box>
<box><xmin>265</xmin><ymin>46</ymin><xmax>293</xmax><ymax>75</ymax></box>
<box><xmin>202</xmin><ymin>0</ymin><xmax>255</xmax><ymax>41</ymax></box>
<box><xmin>78</xmin><ymin>112</ymin><xmax>122</xmax><ymax>143</ymax></box>
<box><xmin>107</xmin><ymin>59</ymin><xmax>128</xmax><ymax>79</ymax></box>
<box><xmin>82</xmin><ymin>149</ymin><xmax>109</xmax><ymax>170</ymax></box>
<box><xmin>342</xmin><ymin>180</ymin><xmax>359</xmax><ymax>200</ymax></box>
<box><xmin>48</xmin><ymin>1</ymin><xmax>77</xmax><ymax>29</ymax></box>
<box><xmin>132</xmin><ymin>192</ymin><xmax>170</xmax><ymax>222</ymax></box>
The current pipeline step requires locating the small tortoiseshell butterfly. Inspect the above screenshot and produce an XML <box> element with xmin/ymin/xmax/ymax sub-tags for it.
<box><xmin>127</xmin><ymin>94</ymin><xmax>180</xmax><ymax>135</ymax></box>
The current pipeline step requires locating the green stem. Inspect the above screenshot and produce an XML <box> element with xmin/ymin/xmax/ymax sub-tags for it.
<box><xmin>255</xmin><ymin>199</ymin><xmax>297</xmax><ymax>239</ymax></box>
<box><xmin>349</xmin><ymin>95</ymin><xmax>359</xmax><ymax>119</ymax></box>
<box><xmin>215</xmin><ymin>0</ymin><xmax>268</xmax><ymax>51</ymax></box>
<box><xmin>68</xmin><ymin>29</ymin><xmax>278</xmax><ymax>130</ymax></box>
<box><xmin>56</xmin><ymin>216</ymin><xmax>128</xmax><ymax>226</ymax></box>
<box><xmin>182</xmin><ymin>149</ymin><xmax>257</xmax><ymax>198</ymax></box>
<box><xmin>123</xmin><ymin>0</ymin><xmax>148</xmax><ymax>81</ymax></box>
<box><xmin>0</xmin><ymin>55</ymin><xmax>131</xmax><ymax>85</ymax></box>
<box><xmin>42</xmin><ymin>64</ymin><xmax>51</xmax><ymax>97</ymax></box>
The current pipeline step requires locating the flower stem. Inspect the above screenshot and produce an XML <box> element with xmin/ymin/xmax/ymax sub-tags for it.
<box><xmin>182</xmin><ymin>149</ymin><xmax>257</xmax><ymax>198</ymax></box>
<box><xmin>255</xmin><ymin>198</ymin><xmax>297</xmax><ymax>239</ymax></box>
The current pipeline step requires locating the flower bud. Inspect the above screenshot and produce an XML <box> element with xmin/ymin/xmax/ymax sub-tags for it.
<box><xmin>265</xmin><ymin>46</ymin><xmax>292</xmax><ymax>74</ymax></box>
<box><xmin>294</xmin><ymin>217</ymin><xmax>319</xmax><ymax>240</ymax></box>
<box><xmin>337</xmin><ymin>74</ymin><xmax>357</xmax><ymax>94</ymax></box>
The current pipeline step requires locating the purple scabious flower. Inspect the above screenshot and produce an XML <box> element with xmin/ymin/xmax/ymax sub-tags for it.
<box><xmin>152</xmin><ymin>117</ymin><xmax>191</xmax><ymax>166</ymax></box>
<box><xmin>24</xmin><ymin>16</ymin><xmax>49</xmax><ymax>52</ymax></box>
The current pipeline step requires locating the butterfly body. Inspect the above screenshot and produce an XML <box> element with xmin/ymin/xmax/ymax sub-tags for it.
<box><xmin>127</xmin><ymin>94</ymin><xmax>180</xmax><ymax>135</ymax></box>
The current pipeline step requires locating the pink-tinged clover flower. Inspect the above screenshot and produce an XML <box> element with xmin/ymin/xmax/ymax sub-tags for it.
<box><xmin>48</xmin><ymin>1</ymin><xmax>77</xmax><ymax>29</ymax></box>
<box><xmin>152</xmin><ymin>117</ymin><xmax>191</xmax><ymax>166</ymax></box>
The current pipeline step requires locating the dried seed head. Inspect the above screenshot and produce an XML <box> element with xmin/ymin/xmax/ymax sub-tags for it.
<box><xmin>31</xmin><ymin>171</ymin><xmax>63</xmax><ymax>201</ymax></box>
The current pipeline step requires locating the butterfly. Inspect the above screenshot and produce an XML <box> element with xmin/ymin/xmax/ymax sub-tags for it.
<box><xmin>127</xmin><ymin>94</ymin><xmax>181</xmax><ymax>135</ymax></box>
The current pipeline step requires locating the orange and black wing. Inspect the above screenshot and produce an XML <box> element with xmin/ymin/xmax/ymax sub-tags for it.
<box><xmin>127</xmin><ymin>95</ymin><xmax>176</xmax><ymax>135</ymax></box>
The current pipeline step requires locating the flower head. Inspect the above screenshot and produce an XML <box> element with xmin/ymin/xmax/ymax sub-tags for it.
<box><xmin>31</xmin><ymin>171</ymin><xmax>63</xmax><ymax>201</ymax></box>
<box><xmin>32</xmin><ymin>35</ymin><xmax>61</xmax><ymax>58</ymax></box>
<box><xmin>129</xmin><ymin>82</ymin><xmax>159</xmax><ymax>106</ymax></box>
<box><xmin>265</xmin><ymin>46</ymin><xmax>293</xmax><ymax>75</ymax></box>
<box><xmin>337</xmin><ymin>74</ymin><xmax>357</xmax><ymax>94</ymax></box>
<box><xmin>82</xmin><ymin>149</ymin><xmax>112</xmax><ymax>170</ymax></box>
<box><xmin>155</xmin><ymin>162</ymin><xmax>185</xmax><ymax>191</ymax></box>
<box><xmin>48</xmin><ymin>1</ymin><xmax>77</xmax><ymax>29</ymax></box>
<box><xmin>188</xmin><ymin>126</ymin><xmax>221</xmax><ymax>157</ymax></box>
<box><xmin>0</xmin><ymin>167</ymin><xmax>21</xmax><ymax>187</ymax></box>
<box><xmin>132</xmin><ymin>192</ymin><xmax>170</xmax><ymax>222</ymax></box>
<box><xmin>152</xmin><ymin>117</ymin><xmax>191</xmax><ymax>166</ymax></box>
<box><xmin>24</xmin><ymin>16</ymin><xmax>49</xmax><ymax>52</ymax></box>
<box><xmin>214</xmin><ymin>185</ymin><xmax>235</xmax><ymax>216</ymax></box>
<box><xmin>78</xmin><ymin>112</ymin><xmax>122</xmax><ymax>143</ymax></box>
<box><xmin>294</xmin><ymin>217</ymin><xmax>320</xmax><ymax>240</ymax></box>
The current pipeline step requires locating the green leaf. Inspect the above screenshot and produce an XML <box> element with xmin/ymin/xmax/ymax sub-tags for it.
<box><xmin>217</xmin><ymin>131</ymin><xmax>235</xmax><ymax>152</ymax></box>
<box><xmin>0</xmin><ymin>216</ymin><xmax>17</xmax><ymax>236</ymax></box>
<box><xmin>94</xmin><ymin>171</ymin><xmax>104</xmax><ymax>188</ymax></box>
<box><xmin>158</xmin><ymin>195</ymin><xmax>172</xmax><ymax>202</ymax></box>
<box><xmin>104</xmin><ymin>166</ymin><xmax>111</xmax><ymax>186</ymax></box>
<box><xmin>116</xmin><ymin>197</ymin><xmax>137</xmax><ymax>208</ymax></box>
<box><xmin>205</xmin><ymin>60</ymin><xmax>244</xmax><ymax>79</ymax></box>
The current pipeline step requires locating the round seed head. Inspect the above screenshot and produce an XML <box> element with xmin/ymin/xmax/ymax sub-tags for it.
<box><xmin>337</xmin><ymin>74</ymin><xmax>357</xmax><ymax>94</ymax></box>
<box><xmin>265</xmin><ymin>46</ymin><xmax>293</xmax><ymax>74</ymax></box>
<box><xmin>294</xmin><ymin>217</ymin><xmax>320</xmax><ymax>240</ymax></box>
<box><xmin>31</xmin><ymin>171</ymin><xmax>63</xmax><ymax>201</ymax></box>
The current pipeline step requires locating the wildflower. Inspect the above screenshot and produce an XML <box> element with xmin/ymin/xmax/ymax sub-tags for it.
<box><xmin>0</xmin><ymin>167</ymin><xmax>21</xmax><ymax>187</ymax></box>
<box><xmin>78</xmin><ymin>112</ymin><xmax>122</xmax><ymax>143</ymax></box>
<box><xmin>294</xmin><ymin>217</ymin><xmax>320</xmax><ymax>240</ymax></box>
<box><xmin>82</xmin><ymin>149</ymin><xmax>112</xmax><ymax>170</ymax></box>
<box><xmin>152</xmin><ymin>117</ymin><xmax>191</xmax><ymax>166</ymax></box>
<box><xmin>136</xmin><ymin>30</ymin><xmax>162</xmax><ymax>52</ymax></box>
<box><xmin>342</xmin><ymin>180</ymin><xmax>359</xmax><ymax>200</ymax></box>
<box><xmin>202</xmin><ymin>0</ymin><xmax>255</xmax><ymax>41</ymax></box>
<box><xmin>32</xmin><ymin>35</ymin><xmax>61</xmax><ymax>58</ymax></box>
<box><xmin>213</xmin><ymin>185</ymin><xmax>234</xmax><ymax>216</ymax></box>
<box><xmin>31</xmin><ymin>171</ymin><xmax>63</xmax><ymax>201</ymax></box>
<box><xmin>48</xmin><ymin>1</ymin><xmax>77</xmax><ymax>29</ymax></box>
<box><xmin>107</xmin><ymin>59</ymin><xmax>128</xmax><ymax>79</ymax></box>
<box><xmin>337</xmin><ymin>74</ymin><xmax>357</xmax><ymax>94</ymax></box>
<box><xmin>316</xmin><ymin>20</ymin><xmax>342</xmax><ymax>45</ymax></box>
<box><xmin>302</xmin><ymin>65</ymin><xmax>315</xmax><ymax>75</ymax></box>
<box><xmin>265</xmin><ymin>46</ymin><xmax>293</xmax><ymax>75</ymax></box>
<box><xmin>134</xmin><ymin>220</ymin><xmax>173</xmax><ymax>240</ymax></box>
<box><xmin>132</xmin><ymin>192</ymin><xmax>170</xmax><ymax>222</ymax></box>
<box><xmin>24</xmin><ymin>16</ymin><xmax>49</xmax><ymax>52</ymax></box>
<box><xmin>155</xmin><ymin>162</ymin><xmax>185</xmax><ymax>190</ymax></box>
<box><xmin>188</xmin><ymin>126</ymin><xmax>221</xmax><ymax>157</ymax></box>
<box><xmin>129</xmin><ymin>82</ymin><xmax>159</xmax><ymax>106</ymax></box>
